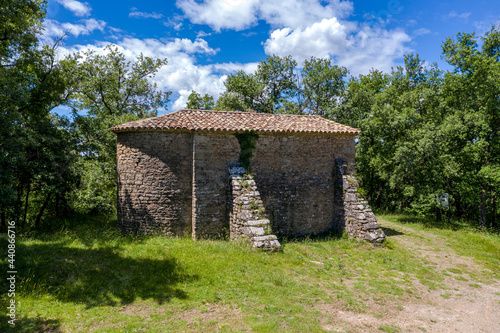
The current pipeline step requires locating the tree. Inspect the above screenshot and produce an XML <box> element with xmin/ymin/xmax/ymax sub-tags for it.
<box><xmin>0</xmin><ymin>0</ymin><xmax>75</xmax><ymax>229</ymax></box>
<box><xmin>213</xmin><ymin>91</ymin><xmax>248</xmax><ymax>111</ymax></box>
<box><xmin>65</xmin><ymin>45</ymin><xmax>171</xmax><ymax>214</ymax></box>
<box><xmin>301</xmin><ymin>57</ymin><xmax>348</xmax><ymax>116</ymax></box>
<box><xmin>223</xmin><ymin>55</ymin><xmax>299</xmax><ymax>113</ymax></box>
<box><xmin>352</xmin><ymin>54</ymin><xmax>446</xmax><ymax>212</ymax></box>
<box><xmin>0</xmin><ymin>0</ymin><xmax>45</xmax><ymax>62</ymax></box>
<box><xmin>440</xmin><ymin>27</ymin><xmax>500</xmax><ymax>227</ymax></box>
<box><xmin>186</xmin><ymin>90</ymin><xmax>214</xmax><ymax>110</ymax></box>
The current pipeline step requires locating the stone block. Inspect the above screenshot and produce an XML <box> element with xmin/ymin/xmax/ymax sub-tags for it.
<box><xmin>246</xmin><ymin>219</ymin><xmax>271</xmax><ymax>226</ymax></box>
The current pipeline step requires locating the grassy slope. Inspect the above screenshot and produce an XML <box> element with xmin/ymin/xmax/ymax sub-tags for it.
<box><xmin>0</xmin><ymin>215</ymin><xmax>498</xmax><ymax>332</ymax></box>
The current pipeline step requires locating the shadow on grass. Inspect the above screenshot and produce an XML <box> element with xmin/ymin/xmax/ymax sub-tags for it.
<box><xmin>279</xmin><ymin>228</ymin><xmax>344</xmax><ymax>246</ymax></box>
<box><xmin>22</xmin><ymin>214</ymin><xmax>134</xmax><ymax>247</ymax></box>
<box><xmin>0</xmin><ymin>237</ymin><xmax>197</xmax><ymax>309</ymax></box>
<box><xmin>0</xmin><ymin>314</ymin><xmax>62</xmax><ymax>333</ymax></box>
<box><xmin>376</xmin><ymin>212</ymin><xmax>485</xmax><ymax>232</ymax></box>
<box><xmin>381</xmin><ymin>227</ymin><xmax>404</xmax><ymax>237</ymax></box>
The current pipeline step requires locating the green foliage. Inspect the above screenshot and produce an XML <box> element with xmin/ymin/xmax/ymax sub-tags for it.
<box><xmin>235</xmin><ymin>131</ymin><xmax>259</xmax><ymax>172</ymax></box>
<box><xmin>213</xmin><ymin>91</ymin><xmax>248</xmax><ymax>111</ymax></box>
<box><xmin>302</xmin><ymin>57</ymin><xmax>348</xmax><ymax>116</ymax></box>
<box><xmin>349</xmin><ymin>29</ymin><xmax>500</xmax><ymax>227</ymax></box>
<box><xmin>218</xmin><ymin>55</ymin><xmax>348</xmax><ymax>116</ymax></box>
<box><xmin>64</xmin><ymin>45</ymin><xmax>171</xmax><ymax>214</ymax></box>
<box><xmin>223</xmin><ymin>55</ymin><xmax>298</xmax><ymax>113</ymax></box>
<box><xmin>186</xmin><ymin>90</ymin><xmax>214</xmax><ymax>110</ymax></box>
<box><xmin>0</xmin><ymin>0</ymin><xmax>76</xmax><ymax>229</ymax></box>
<box><xmin>0</xmin><ymin>0</ymin><xmax>45</xmax><ymax>62</ymax></box>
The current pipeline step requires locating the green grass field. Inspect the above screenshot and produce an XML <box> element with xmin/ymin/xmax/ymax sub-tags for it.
<box><xmin>1</xmin><ymin>214</ymin><xmax>499</xmax><ymax>332</ymax></box>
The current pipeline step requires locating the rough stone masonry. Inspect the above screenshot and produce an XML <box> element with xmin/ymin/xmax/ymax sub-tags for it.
<box><xmin>110</xmin><ymin>109</ymin><xmax>385</xmax><ymax>246</ymax></box>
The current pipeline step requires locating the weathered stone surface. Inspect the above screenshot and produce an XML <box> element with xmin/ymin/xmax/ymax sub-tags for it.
<box><xmin>252</xmin><ymin>235</ymin><xmax>278</xmax><ymax>241</ymax></box>
<box><xmin>242</xmin><ymin>227</ymin><xmax>266</xmax><ymax>237</ymax></box>
<box><xmin>336</xmin><ymin>161</ymin><xmax>386</xmax><ymax>244</ymax></box>
<box><xmin>116</xmin><ymin>132</ymin><xmax>193</xmax><ymax>236</ymax></box>
<box><xmin>363</xmin><ymin>222</ymin><xmax>381</xmax><ymax>230</ymax></box>
<box><xmin>192</xmin><ymin>133</ymin><xmax>240</xmax><ymax>239</ymax></box>
<box><xmin>246</xmin><ymin>219</ymin><xmax>271</xmax><ymax>226</ymax></box>
<box><xmin>115</xmin><ymin>129</ymin><xmax>380</xmax><ymax>247</ymax></box>
<box><xmin>251</xmin><ymin>134</ymin><xmax>355</xmax><ymax>237</ymax></box>
<box><xmin>230</xmin><ymin>167</ymin><xmax>281</xmax><ymax>251</ymax></box>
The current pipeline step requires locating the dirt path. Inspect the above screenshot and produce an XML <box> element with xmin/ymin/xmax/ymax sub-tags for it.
<box><xmin>320</xmin><ymin>220</ymin><xmax>500</xmax><ymax>333</ymax></box>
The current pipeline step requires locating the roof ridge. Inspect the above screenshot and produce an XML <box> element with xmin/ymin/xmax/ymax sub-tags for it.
<box><xmin>110</xmin><ymin>109</ymin><xmax>360</xmax><ymax>135</ymax></box>
<box><xmin>182</xmin><ymin>109</ymin><xmax>326</xmax><ymax>117</ymax></box>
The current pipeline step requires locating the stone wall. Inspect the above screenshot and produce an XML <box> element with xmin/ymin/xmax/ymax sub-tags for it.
<box><xmin>334</xmin><ymin>158</ymin><xmax>385</xmax><ymax>243</ymax></box>
<box><xmin>116</xmin><ymin>130</ymin><xmax>382</xmax><ymax>244</ymax></box>
<box><xmin>229</xmin><ymin>166</ymin><xmax>281</xmax><ymax>251</ymax></box>
<box><xmin>116</xmin><ymin>131</ymin><xmax>193</xmax><ymax>235</ymax></box>
<box><xmin>250</xmin><ymin>133</ymin><xmax>355</xmax><ymax>237</ymax></box>
<box><xmin>191</xmin><ymin>133</ymin><xmax>240</xmax><ymax>239</ymax></box>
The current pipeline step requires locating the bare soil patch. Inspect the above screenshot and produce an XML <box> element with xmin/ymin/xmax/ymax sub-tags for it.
<box><xmin>318</xmin><ymin>220</ymin><xmax>500</xmax><ymax>332</ymax></box>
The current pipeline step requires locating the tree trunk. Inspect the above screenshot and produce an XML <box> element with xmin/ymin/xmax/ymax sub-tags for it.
<box><xmin>35</xmin><ymin>192</ymin><xmax>52</xmax><ymax>229</ymax></box>
<box><xmin>1</xmin><ymin>209</ymin><xmax>5</xmax><ymax>233</ymax></box>
<box><xmin>55</xmin><ymin>193</ymin><xmax>60</xmax><ymax>219</ymax></box>
<box><xmin>23</xmin><ymin>180</ymin><xmax>31</xmax><ymax>226</ymax></box>
<box><xmin>491</xmin><ymin>196</ymin><xmax>496</xmax><ymax>229</ymax></box>
<box><xmin>479</xmin><ymin>184</ymin><xmax>486</xmax><ymax>228</ymax></box>
<box><xmin>15</xmin><ymin>182</ymin><xmax>23</xmax><ymax>225</ymax></box>
<box><xmin>455</xmin><ymin>194</ymin><xmax>463</xmax><ymax>218</ymax></box>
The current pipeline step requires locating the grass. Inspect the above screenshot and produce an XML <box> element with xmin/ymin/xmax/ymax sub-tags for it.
<box><xmin>378</xmin><ymin>213</ymin><xmax>500</xmax><ymax>280</ymax></box>
<box><xmin>378</xmin><ymin>324</ymin><xmax>402</xmax><ymax>332</ymax></box>
<box><xmin>0</xmin><ymin>213</ymin><xmax>499</xmax><ymax>332</ymax></box>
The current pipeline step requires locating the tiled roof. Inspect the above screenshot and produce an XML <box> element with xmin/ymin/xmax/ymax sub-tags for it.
<box><xmin>109</xmin><ymin>109</ymin><xmax>360</xmax><ymax>135</ymax></box>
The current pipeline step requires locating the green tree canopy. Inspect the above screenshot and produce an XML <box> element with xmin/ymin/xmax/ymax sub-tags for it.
<box><xmin>186</xmin><ymin>90</ymin><xmax>214</xmax><ymax>110</ymax></box>
<box><xmin>64</xmin><ymin>45</ymin><xmax>171</xmax><ymax>214</ymax></box>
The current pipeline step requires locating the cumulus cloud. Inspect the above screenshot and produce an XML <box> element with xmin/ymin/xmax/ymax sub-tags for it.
<box><xmin>176</xmin><ymin>0</ymin><xmax>353</xmax><ymax>31</ymax></box>
<box><xmin>263</xmin><ymin>18</ymin><xmax>411</xmax><ymax>75</ymax></box>
<box><xmin>62</xmin><ymin>37</ymin><xmax>252</xmax><ymax>110</ymax></box>
<box><xmin>54</xmin><ymin>0</ymin><xmax>92</xmax><ymax>17</ymax></box>
<box><xmin>42</xmin><ymin>18</ymin><xmax>106</xmax><ymax>43</ymax></box>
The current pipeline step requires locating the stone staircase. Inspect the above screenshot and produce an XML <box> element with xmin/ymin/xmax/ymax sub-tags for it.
<box><xmin>229</xmin><ymin>166</ymin><xmax>281</xmax><ymax>251</ymax></box>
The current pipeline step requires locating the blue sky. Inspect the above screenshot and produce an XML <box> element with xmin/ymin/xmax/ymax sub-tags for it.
<box><xmin>42</xmin><ymin>0</ymin><xmax>499</xmax><ymax>113</ymax></box>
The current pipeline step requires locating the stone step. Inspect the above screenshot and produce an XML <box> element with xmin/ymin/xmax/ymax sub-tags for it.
<box><xmin>251</xmin><ymin>235</ymin><xmax>277</xmax><ymax>241</ymax></box>
<box><xmin>245</xmin><ymin>219</ymin><xmax>270</xmax><ymax>226</ymax></box>
<box><xmin>242</xmin><ymin>226</ymin><xmax>265</xmax><ymax>237</ymax></box>
<box><xmin>251</xmin><ymin>235</ymin><xmax>281</xmax><ymax>252</ymax></box>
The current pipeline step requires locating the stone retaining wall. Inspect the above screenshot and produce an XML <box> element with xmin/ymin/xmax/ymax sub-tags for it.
<box><xmin>334</xmin><ymin>158</ymin><xmax>385</xmax><ymax>243</ymax></box>
<box><xmin>229</xmin><ymin>166</ymin><xmax>281</xmax><ymax>251</ymax></box>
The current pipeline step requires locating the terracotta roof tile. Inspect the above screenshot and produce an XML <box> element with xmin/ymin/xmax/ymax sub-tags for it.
<box><xmin>109</xmin><ymin>109</ymin><xmax>360</xmax><ymax>135</ymax></box>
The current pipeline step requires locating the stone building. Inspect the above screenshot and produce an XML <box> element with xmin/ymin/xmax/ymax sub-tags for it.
<box><xmin>110</xmin><ymin>109</ymin><xmax>385</xmax><ymax>246</ymax></box>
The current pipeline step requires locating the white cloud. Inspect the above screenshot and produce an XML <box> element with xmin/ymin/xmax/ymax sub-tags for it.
<box><xmin>445</xmin><ymin>11</ymin><xmax>471</xmax><ymax>21</ymax></box>
<box><xmin>54</xmin><ymin>0</ymin><xmax>92</xmax><ymax>17</ymax></box>
<box><xmin>196</xmin><ymin>30</ymin><xmax>212</xmax><ymax>38</ymax></box>
<box><xmin>264</xmin><ymin>18</ymin><xmax>350</xmax><ymax>61</ymax></box>
<box><xmin>176</xmin><ymin>0</ymin><xmax>353</xmax><ymax>31</ymax></box>
<box><xmin>413</xmin><ymin>28</ymin><xmax>431</xmax><ymax>36</ymax></box>
<box><xmin>263</xmin><ymin>18</ymin><xmax>411</xmax><ymax>75</ymax></box>
<box><xmin>62</xmin><ymin>37</ymin><xmax>252</xmax><ymax>110</ymax></box>
<box><xmin>164</xmin><ymin>15</ymin><xmax>184</xmax><ymax>31</ymax></box>
<box><xmin>129</xmin><ymin>10</ymin><xmax>164</xmax><ymax>19</ymax></box>
<box><xmin>42</xmin><ymin>19</ymin><xmax>106</xmax><ymax>40</ymax></box>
